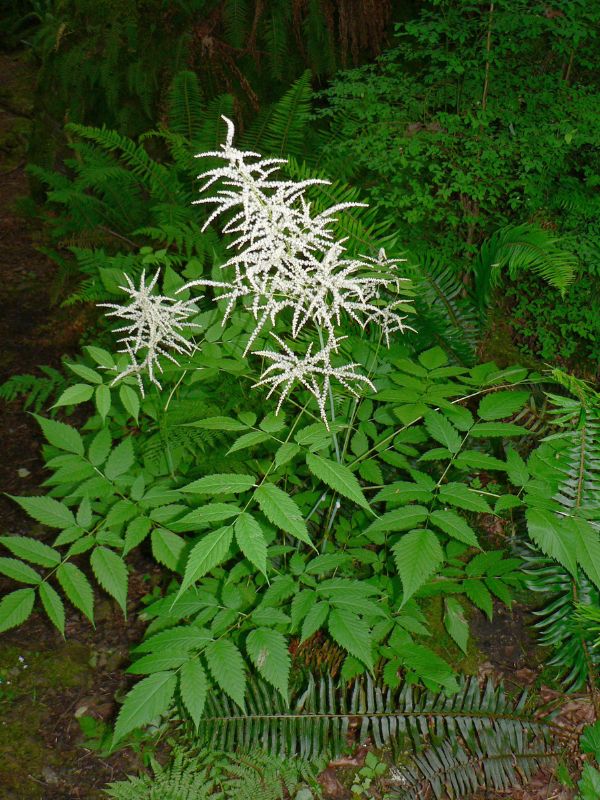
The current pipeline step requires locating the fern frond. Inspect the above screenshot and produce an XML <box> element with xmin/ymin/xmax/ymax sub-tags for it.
<box><xmin>167</xmin><ymin>71</ymin><xmax>205</xmax><ymax>143</ymax></box>
<box><xmin>522</xmin><ymin>548</ymin><xmax>600</xmax><ymax>691</ymax></box>
<box><xmin>392</xmin><ymin>735</ymin><xmax>557</xmax><ymax>799</ymax></box>
<box><xmin>261</xmin><ymin>0</ymin><xmax>293</xmax><ymax>81</ymax></box>
<box><xmin>142</xmin><ymin>129</ymin><xmax>197</xmax><ymax>176</ymax></box>
<box><xmin>405</xmin><ymin>254</ymin><xmax>479</xmax><ymax>365</ymax></box>
<box><xmin>243</xmin><ymin>70</ymin><xmax>313</xmax><ymax>157</ymax></box>
<box><xmin>521</xmin><ymin>401</ymin><xmax>600</xmax><ymax>690</ymax></box>
<box><xmin>473</xmin><ymin>223</ymin><xmax>578</xmax><ymax>312</ymax></box>
<box><xmin>135</xmin><ymin>221</ymin><xmax>206</xmax><ymax>259</ymax></box>
<box><xmin>105</xmin><ymin>747</ymin><xmax>214</xmax><ymax>799</ymax></box>
<box><xmin>222</xmin><ymin>0</ymin><xmax>249</xmax><ymax>50</ymax></box>
<box><xmin>65</xmin><ymin>124</ymin><xmax>183</xmax><ymax>204</ymax></box>
<box><xmin>0</xmin><ymin>368</ymin><xmax>66</xmax><ymax>413</ymax></box>
<box><xmin>141</xmin><ymin>396</ymin><xmax>236</xmax><ymax>474</ymax></box>
<box><xmin>104</xmin><ymin>746</ymin><xmax>322</xmax><ymax>800</ymax></box>
<box><xmin>302</xmin><ymin>0</ymin><xmax>337</xmax><ymax>77</ymax></box>
<box><xmin>190</xmin><ymin>95</ymin><xmax>235</xmax><ymax>155</ymax></box>
<box><xmin>63</xmin><ymin>248</ymin><xmax>142</xmax><ymax>306</ymax></box>
<box><xmin>197</xmin><ymin>674</ymin><xmax>550</xmax><ymax>760</ymax></box>
<box><xmin>533</xmin><ymin>413</ymin><xmax>600</xmax><ymax>521</ymax></box>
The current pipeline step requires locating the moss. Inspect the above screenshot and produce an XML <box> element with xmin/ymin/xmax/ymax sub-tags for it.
<box><xmin>420</xmin><ymin>595</ymin><xmax>483</xmax><ymax>676</ymax></box>
<box><xmin>480</xmin><ymin>304</ymin><xmax>543</xmax><ymax>369</ymax></box>
<box><xmin>0</xmin><ymin>641</ymin><xmax>94</xmax><ymax>799</ymax></box>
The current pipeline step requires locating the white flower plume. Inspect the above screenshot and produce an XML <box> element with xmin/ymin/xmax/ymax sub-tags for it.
<box><xmin>100</xmin><ymin>270</ymin><xmax>200</xmax><ymax>395</ymax></box>
<box><xmin>176</xmin><ymin>117</ymin><xmax>414</xmax><ymax>425</ymax></box>
<box><xmin>253</xmin><ymin>335</ymin><xmax>375</xmax><ymax>422</ymax></box>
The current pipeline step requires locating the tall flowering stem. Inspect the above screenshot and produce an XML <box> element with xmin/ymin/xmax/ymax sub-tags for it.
<box><xmin>181</xmin><ymin>117</ymin><xmax>415</xmax><ymax>428</ymax></box>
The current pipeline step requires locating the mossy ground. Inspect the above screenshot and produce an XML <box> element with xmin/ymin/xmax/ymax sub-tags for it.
<box><xmin>0</xmin><ymin>641</ymin><xmax>95</xmax><ymax>799</ymax></box>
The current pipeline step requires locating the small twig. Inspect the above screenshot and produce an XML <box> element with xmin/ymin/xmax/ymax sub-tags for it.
<box><xmin>564</xmin><ymin>48</ymin><xmax>575</xmax><ymax>84</ymax></box>
<box><xmin>481</xmin><ymin>1</ymin><xmax>495</xmax><ymax>112</ymax></box>
<box><xmin>99</xmin><ymin>225</ymin><xmax>139</xmax><ymax>250</ymax></box>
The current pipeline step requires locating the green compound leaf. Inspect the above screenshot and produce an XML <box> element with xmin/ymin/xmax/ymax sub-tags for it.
<box><xmin>181</xmin><ymin>473</ymin><xmax>256</xmax><ymax>495</ymax></box>
<box><xmin>328</xmin><ymin>607</ymin><xmax>373</xmax><ymax>671</ymax></box>
<box><xmin>0</xmin><ymin>534</ymin><xmax>61</xmax><ymax>567</ymax></box>
<box><xmin>290</xmin><ymin>590</ymin><xmax>317</xmax><ymax>633</ymax></box>
<box><xmin>179</xmin><ymin>526</ymin><xmax>233</xmax><ymax>594</ymax></box>
<box><xmin>179</xmin><ymin>658</ymin><xmax>207</xmax><ymax>729</ymax></box>
<box><xmin>398</xmin><ymin>639</ymin><xmax>458</xmax><ymax>692</ymax></box>
<box><xmin>9</xmin><ymin>497</ymin><xmax>76</xmax><ymax>530</ymax></box>
<box><xmin>393</xmin><ymin>529</ymin><xmax>443</xmax><ymax>606</ymax></box>
<box><xmin>571</xmin><ymin>517</ymin><xmax>600</xmax><ymax>591</ymax></box>
<box><xmin>526</xmin><ymin>508</ymin><xmax>577</xmax><ymax>576</ymax></box>
<box><xmin>438</xmin><ymin>483</ymin><xmax>492</xmax><ymax>513</ymax></box>
<box><xmin>119</xmin><ymin>384</ymin><xmax>140</xmax><ymax>422</ymax></box>
<box><xmin>454</xmin><ymin>451</ymin><xmax>507</xmax><ymax>472</ymax></box>
<box><xmin>301</xmin><ymin>601</ymin><xmax>329</xmax><ymax>642</ymax></box>
<box><xmin>38</xmin><ymin>581</ymin><xmax>66</xmax><ymax>636</ymax></box>
<box><xmin>0</xmin><ymin>557</ymin><xmax>41</xmax><ymax>584</ymax></box>
<box><xmin>470</xmin><ymin>422</ymin><xmax>527</xmax><ymax>438</ymax></box>
<box><xmin>275</xmin><ymin>442</ymin><xmax>301</xmax><ymax>468</ymax></box>
<box><xmin>88</xmin><ymin>427</ymin><xmax>112</xmax><ymax>467</ymax></box>
<box><xmin>66</xmin><ymin>363</ymin><xmax>102</xmax><ymax>384</ymax></box>
<box><xmin>33</xmin><ymin>414</ymin><xmax>84</xmax><ymax>456</ymax></box>
<box><xmin>151</xmin><ymin>528</ymin><xmax>186</xmax><ymax>572</ymax></box>
<box><xmin>53</xmin><ymin>383</ymin><xmax>94</xmax><ymax>409</ymax></box>
<box><xmin>186</xmin><ymin>416</ymin><xmax>248</xmax><ymax>431</ymax></box>
<box><xmin>305</xmin><ymin>453</ymin><xmax>370</xmax><ymax>510</ymax></box>
<box><xmin>579</xmin><ymin>763</ymin><xmax>600</xmax><ymax>798</ymax></box>
<box><xmin>172</xmin><ymin>503</ymin><xmax>241</xmax><ymax>531</ymax></box>
<box><xmin>372</xmin><ymin>482</ymin><xmax>433</xmax><ymax>505</ymax></box>
<box><xmin>0</xmin><ymin>588</ymin><xmax>35</xmax><ymax>634</ymax></box>
<box><xmin>85</xmin><ymin>346</ymin><xmax>114</xmax><ymax>369</ymax></box>
<box><xmin>463</xmin><ymin>578</ymin><xmax>494</xmax><ymax>619</ymax></box>
<box><xmin>123</xmin><ymin>517</ymin><xmax>152</xmax><ymax>556</ymax></box>
<box><xmin>95</xmin><ymin>384</ymin><xmax>111</xmax><ymax>421</ymax></box>
<box><xmin>57</xmin><ymin>563</ymin><xmax>94</xmax><ymax>623</ymax></box>
<box><xmin>235</xmin><ymin>513</ymin><xmax>267</xmax><ymax>575</ymax></box>
<box><xmin>205</xmin><ymin>639</ymin><xmax>246</xmax><ymax>709</ymax></box>
<box><xmin>91</xmin><ymin>546</ymin><xmax>128</xmax><ymax>614</ymax></box>
<box><xmin>444</xmin><ymin>597</ymin><xmax>469</xmax><ymax>653</ymax></box>
<box><xmin>429</xmin><ymin>510</ymin><xmax>480</xmax><ymax>548</ymax></box>
<box><xmin>365</xmin><ymin>506</ymin><xmax>429</xmax><ymax>536</ymax></box>
<box><xmin>127</xmin><ymin>652</ymin><xmax>188</xmax><ymax>675</ymax></box>
<box><xmin>254</xmin><ymin>482</ymin><xmax>313</xmax><ymax>547</ymax></box>
<box><xmin>477</xmin><ymin>390</ymin><xmax>530</xmax><ymax>421</ymax></box>
<box><xmin>227</xmin><ymin>430</ymin><xmax>271</xmax><ymax>454</ymax></box>
<box><xmin>246</xmin><ymin>627</ymin><xmax>290</xmax><ymax>698</ymax></box>
<box><xmin>505</xmin><ymin>446</ymin><xmax>530</xmax><ymax>487</ymax></box>
<box><xmin>113</xmin><ymin>671</ymin><xmax>177</xmax><ymax>744</ymax></box>
<box><xmin>104</xmin><ymin>438</ymin><xmax>135</xmax><ymax>481</ymax></box>
<box><xmin>424</xmin><ymin>410</ymin><xmax>462</xmax><ymax>454</ymax></box>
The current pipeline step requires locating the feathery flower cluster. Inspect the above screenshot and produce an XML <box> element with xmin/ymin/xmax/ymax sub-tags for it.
<box><xmin>253</xmin><ymin>335</ymin><xmax>375</xmax><ymax>422</ymax></box>
<box><xmin>100</xmin><ymin>270</ymin><xmax>200</xmax><ymax>394</ymax></box>
<box><xmin>180</xmin><ymin>117</ymin><xmax>414</xmax><ymax>425</ymax></box>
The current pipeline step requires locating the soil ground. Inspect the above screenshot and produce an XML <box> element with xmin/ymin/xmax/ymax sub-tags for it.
<box><xmin>0</xmin><ymin>47</ymin><xmax>592</xmax><ymax>800</ymax></box>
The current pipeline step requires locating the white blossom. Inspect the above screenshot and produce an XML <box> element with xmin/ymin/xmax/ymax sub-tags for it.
<box><xmin>253</xmin><ymin>334</ymin><xmax>375</xmax><ymax>423</ymax></box>
<box><xmin>100</xmin><ymin>270</ymin><xmax>200</xmax><ymax>395</ymax></box>
<box><xmin>176</xmin><ymin>117</ymin><xmax>414</xmax><ymax>425</ymax></box>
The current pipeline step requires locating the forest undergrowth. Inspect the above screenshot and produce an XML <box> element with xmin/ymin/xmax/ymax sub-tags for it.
<box><xmin>0</xmin><ymin>3</ymin><xmax>599</xmax><ymax>800</ymax></box>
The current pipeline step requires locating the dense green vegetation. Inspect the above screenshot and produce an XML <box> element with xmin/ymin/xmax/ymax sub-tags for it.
<box><xmin>1</xmin><ymin>1</ymin><xmax>599</xmax><ymax>798</ymax></box>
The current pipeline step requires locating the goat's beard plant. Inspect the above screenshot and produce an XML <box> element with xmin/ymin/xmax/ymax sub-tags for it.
<box><xmin>104</xmin><ymin>117</ymin><xmax>414</xmax><ymax>427</ymax></box>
